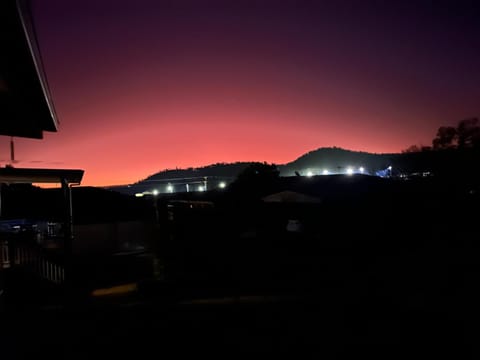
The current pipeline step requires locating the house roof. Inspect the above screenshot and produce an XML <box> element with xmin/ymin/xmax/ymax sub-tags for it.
<box><xmin>0</xmin><ymin>0</ymin><xmax>58</xmax><ymax>139</ymax></box>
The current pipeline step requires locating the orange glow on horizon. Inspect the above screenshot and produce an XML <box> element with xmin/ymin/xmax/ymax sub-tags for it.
<box><xmin>2</xmin><ymin>0</ymin><xmax>477</xmax><ymax>187</ymax></box>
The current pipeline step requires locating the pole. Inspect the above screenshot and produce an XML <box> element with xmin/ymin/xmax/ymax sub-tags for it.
<box><xmin>61</xmin><ymin>178</ymin><xmax>73</xmax><ymax>293</ymax></box>
<box><xmin>152</xmin><ymin>193</ymin><xmax>163</xmax><ymax>280</ymax></box>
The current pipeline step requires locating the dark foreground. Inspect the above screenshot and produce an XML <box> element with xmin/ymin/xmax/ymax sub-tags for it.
<box><xmin>0</xmin><ymin>298</ymin><xmax>477</xmax><ymax>359</ymax></box>
<box><xmin>1</xmin><ymin>264</ymin><xmax>480</xmax><ymax>359</ymax></box>
<box><xmin>2</xmin><ymin>175</ymin><xmax>480</xmax><ymax>358</ymax></box>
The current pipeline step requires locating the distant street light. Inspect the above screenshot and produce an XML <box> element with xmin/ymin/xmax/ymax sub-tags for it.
<box><xmin>167</xmin><ymin>184</ymin><xmax>173</xmax><ymax>193</ymax></box>
<box><xmin>198</xmin><ymin>185</ymin><xmax>205</xmax><ymax>192</ymax></box>
<box><xmin>219</xmin><ymin>182</ymin><xmax>226</xmax><ymax>189</ymax></box>
<box><xmin>152</xmin><ymin>189</ymin><xmax>159</xmax><ymax>223</ymax></box>
<box><xmin>359</xmin><ymin>166</ymin><xmax>365</xmax><ymax>173</ymax></box>
<box><xmin>306</xmin><ymin>171</ymin><xmax>313</xmax><ymax>177</ymax></box>
<box><xmin>322</xmin><ymin>169</ymin><xmax>329</xmax><ymax>175</ymax></box>
<box><xmin>346</xmin><ymin>167</ymin><xmax>354</xmax><ymax>175</ymax></box>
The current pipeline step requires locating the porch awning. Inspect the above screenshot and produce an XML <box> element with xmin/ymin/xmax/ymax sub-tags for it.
<box><xmin>0</xmin><ymin>167</ymin><xmax>84</xmax><ymax>184</ymax></box>
<box><xmin>0</xmin><ymin>0</ymin><xmax>58</xmax><ymax>139</ymax></box>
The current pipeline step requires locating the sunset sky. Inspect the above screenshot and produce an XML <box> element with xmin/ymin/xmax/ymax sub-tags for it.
<box><xmin>2</xmin><ymin>0</ymin><xmax>479</xmax><ymax>186</ymax></box>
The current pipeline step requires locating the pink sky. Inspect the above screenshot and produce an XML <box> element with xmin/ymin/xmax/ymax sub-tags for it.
<box><xmin>1</xmin><ymin>0</ymin><xmax>478</xmax><ymax>186</ymax></box>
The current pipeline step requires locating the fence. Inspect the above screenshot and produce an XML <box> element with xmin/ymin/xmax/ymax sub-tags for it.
<box><xmin>0</xmin><ymin>239</ymin><xmax>64</xmax><ymax>284</ymax></box>
<box><xmin>1</xmin><ymin>240</ymin><xmax>9</xmax><ymax>269</ymax></box>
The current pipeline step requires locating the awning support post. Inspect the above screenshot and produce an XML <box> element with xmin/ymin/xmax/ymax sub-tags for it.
<box><xmin>61</xmin><ymin>178</ymin><xmax>73</xmax><ymax>287</ymax></box>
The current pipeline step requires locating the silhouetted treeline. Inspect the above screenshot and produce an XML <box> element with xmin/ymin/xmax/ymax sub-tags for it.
<box><xmin>404</xmin><ymin>117</ymin><xmax>480</xmax><ymax>152</ymax></box>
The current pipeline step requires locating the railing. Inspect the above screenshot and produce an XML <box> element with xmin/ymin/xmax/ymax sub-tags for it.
<box><xmin>0</xmin><ymin>239</ymin><xmax>64</xmax><ymax>284</ymax></box>
<box><xmin>1</xmin><ymin>240</ymin><xmax>9</xmax><ymax>269</ymax></box>
<box><xmin>14</xmin><ymin>246</ymin><xmax>65</xmax><ymax>284</ymax></box>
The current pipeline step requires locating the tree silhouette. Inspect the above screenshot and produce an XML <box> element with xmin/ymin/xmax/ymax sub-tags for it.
<box><xmin>230</xmin><ymin>162</ymin><xmax>280</xmax><ymax>198</ymax></box>
<box><xmin>429</xmin><ymin>118</ymin><xmax>480</xmax><ymax>150</ymax></box>
<box><xmin>457</xmin><ymin>118</ymin><xmax>480</xmax><ymax>149</ymax></box>
<box><xmin>432</xmin><ymin>126</ymin><xmax>457</xmax><ymax>149</ymax></box>
<box><xmin>402</xmin><ymin>145</ymin><xmax>421</xmax><ymax>153</ymax></box>
<box><xmin>234</xmin><ymin>162</ymin><xmax>279</xmax><ymax>184</ymax></box>
<box><xmin>402</xmin><ymin>144</ymin><xmax>432</xmax><ymax>153</ymax></box>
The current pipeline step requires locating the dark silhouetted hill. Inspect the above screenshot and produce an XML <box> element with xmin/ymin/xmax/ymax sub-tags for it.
<box><xmin>140</xmin><ymin>162</ymin><xmax>253</xmax><ymax>182</ymax></box>
<box><xmin>107</xmin><ymin>146</ymin><xmax>480</xmax><ymax>196</ymax></box>
<box><xmin>280</xmin><ymin>147</ymin><xmax>393</xmax><ymax>175</ymax></box>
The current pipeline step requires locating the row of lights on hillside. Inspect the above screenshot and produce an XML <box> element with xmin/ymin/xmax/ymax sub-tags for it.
<box><xmin>306</xmin><ymin>166</ymin><xmax>365</xmax><ymax>177</ymax></box>
<box><xmin>135</xmin><ymin>181</ymin><xmax>227</xmax><ymax>197</ymax></box>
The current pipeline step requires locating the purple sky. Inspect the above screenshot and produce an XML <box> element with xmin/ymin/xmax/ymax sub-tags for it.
<box><xmin>2</xmin><ymin>0</ymin><xmax>479</xmax><ymax>185</ymax></box>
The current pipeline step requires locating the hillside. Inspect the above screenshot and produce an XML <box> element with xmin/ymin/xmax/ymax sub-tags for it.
<box><xmin>280</xmin><ymin>147</ymin><xmax>394</xmax><ymax>175</ymax></box>
<box><xmin>139</xmin><ymin>162</ymin><xmax>253</xmax><ymax>183</ymax></box>
<box><xmin>107</xmin><ymin>147</ymin><xmax>480</xmax><ymax>195</ymax></box>
<box><xmin>136</xmin><ymin>148</ymin><xmax>398</xmax><ymax>181</ymax></box>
